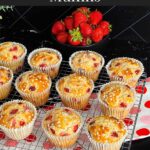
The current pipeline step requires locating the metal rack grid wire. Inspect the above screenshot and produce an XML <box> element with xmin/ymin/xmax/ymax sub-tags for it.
<box><xmin>0</xmin><ymin>60</ymin><xmax>147</xmax><ymax>150</ymax></box>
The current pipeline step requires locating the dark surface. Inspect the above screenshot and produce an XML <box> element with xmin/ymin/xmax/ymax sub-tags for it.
<box><xmin>131</xmin><ymin>137</ymin><xmax>150</xmax><ymax>150</ymax></box>
<box><xmin>1</xmin><ymin>6</ymin><xmax>150</xmax><ymax>43</ymax></box>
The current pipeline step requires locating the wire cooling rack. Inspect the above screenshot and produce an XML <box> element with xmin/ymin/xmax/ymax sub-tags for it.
<box><xmin>0</xmin><ymin>60</ymin><xmax>147</xmax><ymax>150</ymax></box>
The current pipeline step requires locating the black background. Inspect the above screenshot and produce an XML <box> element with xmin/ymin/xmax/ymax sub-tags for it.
<box><xmin>1</xmin><ymin>6</ymin><xmax>150</xmax><ymax>43</ymax></box>
<box><xmin>1</xmin><ymin>6</ymin><xmax>150</xmax><ymax>77</ymax></box>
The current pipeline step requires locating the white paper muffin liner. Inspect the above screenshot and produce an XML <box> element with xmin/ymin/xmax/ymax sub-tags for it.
<box><xmin>0</xmin><ymin>41</ymin><xmax>27</xmax><ymax>73</ymax></box>
<box><xmin>105</xmin><ymin>57</ymin><xmax>144</xmax><ymax>87</ymax></box>
<box><xmin>42</xmin><ymin>107</ymin><xmax>83</xmax><ymax>148</ymax></box>
<box><xmin>28</xmin><ymin>47</ymin><xmax>62</xmax><ymax>79</ymax></box>
<box><xmin>0</xmin><ymin>66</ymin><xmax>13</xmax><ymax>100</ymax></box>
<box><xmin>0</xmin><ymin>100</ymin><xmax>37</xmax><ymax>140</ymax></box>
<box><xmin>86</xmin><ymin>116</ymin><xmax>128</xmax><ymax>150</ymax></box>
<box><xmin>69</xmin><ymin>50</ymin><xmax>105</xmax><ymax>81</ymax></box>
<box><xmin>98</xmin><ymin>81</ymin><xmax>136</xmax><ymax>119</ymax></box>
<box><xmin>15</xmin><ymin>71</ymin><xmax>52</xmax><ymax>107</ymax></box>
<box><xmin>56</xmin><ymin>76</ymin><xmax>94</xmax><ymax>110</ymax></box>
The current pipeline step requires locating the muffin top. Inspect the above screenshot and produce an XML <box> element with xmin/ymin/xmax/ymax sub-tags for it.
<box><xmin>43</xmin><ymin>107</ymin><xmax>81</xmax><ymax>136</ymax></box>
<box><xmin>70</xmin><ymin>51</ymin><xmax>103</xmax><ymax>72</ymax></box>
<box><xmin>107</xmin><ymin>57</ymin><xmax>143</xmax><ymax>80</ymax></box>
<box><xmin>0</xmin><ymin>42</ymin><xmax>25</xmax><ymax>62</ymax></box>
<box><xmin>100</xmin><ymin>82</ymin><xmax>135</xmax><ymax>108</ymax></box>
<box><xmin>88</xmin><ymin>116</ymin><xmax>127</xmax><ymax>143</ymax></box>
<box><xmin>17</xmin><ymin>71</ymin><xmax>50</xmax><ymax>94</ymax></box>
<box><xmin>57</xmin><ymin>73</ymin><xmax>93</xmax><ymax>97</ymax></box>
<box><xmin>0</xmin><ymin>101</ymin><xmax>35</xmax><ymax>128</ymax></box>
<box><xmin>30</xmin><ymin>50</ymin><xmax>60</xmax><ymax>67</ymax></box>
<box><xmin>0</xmin><ymin>67</ymin><xmax>12</xmax><ymax>85</ymax></box>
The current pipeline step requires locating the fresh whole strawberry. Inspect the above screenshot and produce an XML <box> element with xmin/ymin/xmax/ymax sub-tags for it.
<box><xmin>99</xmin><ymin>21</ymin><xmax>112</xmax><ymax>36</ymax></box>
<box><xmin>89</xmin><ymin>10</ymin><xmax>103</xmax><ymax>25</ymax></box>
<box><xmin>64</xmin><ymin>16</ymin><xmax>73</xmax><ymax>30</ymax></box>
<box><xmin>81</xmin><ymin>38</ymin><xmax>86</xmax><ymax>46</ymax></box>
<box><xmin>91</xmin><ymin>27</ymin><xmax>104</xmax><ymax>43</ymax></box>
<box><xmin>51</xmin><ymin>21</ymin><xmax>65</xmax><ymax>35</ymax></box>
<box><xmin>80</xmin><ymin>22</ymin><xmax>92</xmax><ymax>37</ymax></box>
<box><xmin>77</xmin><ymin>7</ymin><xmax>90</xmax><ymax>15</ymax></box>
<box><xmin>68</xmin><ymin>27</ymin><xmax>83</xmax><ymax>46</ymax></box>
<box><xmin>68</xmin><ymin>35</ymin><xmax>80</xmax><ymax>46</ymax></box>
<box><xmin>51</xmin><ymin>7</ymin><xmax>111</xmax><ymax>46</ymax></box>
<box><xmin>56</xmin><ymin>32</ymin><xmax>68</xmax><ymax>44</ymax></box>
<box><xmin>73</xmin><ymin>11</ymin><xmax>88</xmax><ymax>28</ymax></box>
<box><xmin>81</xmin><ymin>37</ymin><xmax>92</xmax><ymax>46</ymax></box>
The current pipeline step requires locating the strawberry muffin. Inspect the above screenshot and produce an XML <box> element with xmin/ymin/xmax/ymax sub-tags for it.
<box><xmin>86</xmin><ymin>115</ymin><xmax>127</xmax><ymax>150</ymax></box>
<box><xmin>15</xmin><ymin>71</ymin><xmax>51</xmax><ymax>107</ymax></box>
<box><xmin>42</xmin><ymin>107</ymin><xmax>83</xmax><ymax>148</ymax></box>
<box><xmin>0</xmin><ymin>100</ymin><xmax>37</xmax><ymax>140</ymax></box>
<box><xmin>69</xmin><ymin>50</ymin><xmax>105</xmax><ymax>81</ymax></box>
<box><xmin>56</xmin><ymin>73</ymin><xmax>94</xmax><ymax>110</ymax></box>
<box><xmin>98</xmin><ymin>81</ymin><xmax>136</xmax><ymax>119</ymax></box>
<box><xmin>0</xmin><ymin>66</ymin><xmax>13</xmax><ymax>100</ymax></box>
<box><xmin>28</xmin><ymin>48</ymin><xmax>62</xmax><ymax>79</ymax></box>
<box><xmin>106</xmin><ymin>57</ymin><xmax>144</xmax><ymax>87</ymax></box>
<box><xmin>0</xmin><ymin>41</ymin><xmax>27</xmax><ymax>73</ymax></box>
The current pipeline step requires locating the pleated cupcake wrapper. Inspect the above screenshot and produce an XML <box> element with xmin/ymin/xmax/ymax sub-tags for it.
<box><xmin>56</xmin><ymin>77</ymin><xmax>94</xmax><ymax>110</ymax></box>
<box><xmin>98</xmin><ymin>81</ymin><xmax>136</xmax><ymax>119</ymax></box>
<box><xmin>105</xmin><ymin>57</ymin><xmax>144</xmax><ymax>87</ymax></box>
<box><xmin>28</xmin><ymin>48</ymin><xmax>62</xmax><ymax>79</ymax></box>
<box><xmin>42</xmin><ymin>107</ymin><xmax>84</xmax><ymax>148</ymax></box>
<box><xmin>0</xmin><ymin>66</ymin><xmax>13</xmax><ymax>100</ymax></box>
<box><xmin>0</xmin><ymin>100</ymin><xmax>37</xmax><ymax>140</ymax></box>
<box><xmin>86</xmin><ymin>117</ymin><xmax>128</xmax><ymax>150</ymax></box>
<box><xmin>15</xmin><ymin>71</ymin><xmax>52</xmax><ymax>107</ymax></box>
<box><xmin>69</xmin><ymin>50</ymin><xmax>105</xmax><ymax>81</ymax></box>
<box><xmin>0</xmin><ymin>42</ymin><xmax>27</xmax><ymax>73</ymax></box>
<box><xmin>109</xmin><ymin>76</ymin><xmax>139</xmax><ymax>88</ymax></box>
